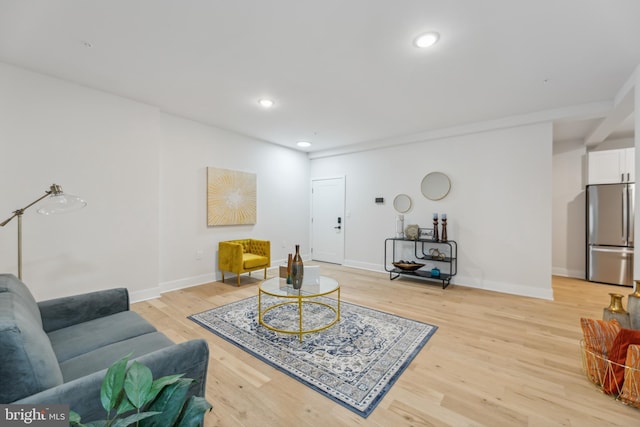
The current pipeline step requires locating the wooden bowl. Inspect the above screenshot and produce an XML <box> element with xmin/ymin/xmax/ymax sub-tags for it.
<box><xmin>392</xmin><ymin>262</ymin><xmax>425</xmax><ymax>271</ymax></box>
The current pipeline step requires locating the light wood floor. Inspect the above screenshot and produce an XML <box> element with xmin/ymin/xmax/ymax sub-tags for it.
<box><xmin>132</xmin><ymin>264</ymin><xmax>640</xmax><ymax>426</ymax></box>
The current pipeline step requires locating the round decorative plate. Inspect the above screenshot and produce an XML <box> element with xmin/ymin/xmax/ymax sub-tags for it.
<box><xmin>405</xmin><ymin>224</ymin><xmax>419</xmax><ymax>240</ymax></box>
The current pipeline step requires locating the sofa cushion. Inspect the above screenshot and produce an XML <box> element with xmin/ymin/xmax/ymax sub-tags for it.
<box><xmin>580</xmin><ymin>317</ymin><xmax>621</xmax><ymax>385</ymax></box>
<box><xmin>0</xmin><ymin>273</ymin><xmax>42</xmax><ymax>328</ymax></box>
<box><xmin>0</xmin><ymin>291</ymin><xmax>63</xmax><ymax>403</ymax></box>
<box><xmin>603</xmin><ymin>328</ymin><xmax>640</xmax><ymax>394</ymax></box>
<box><xmin>620</xmin><ymin>344</ymin><xmax>640</xmax><ymax>408</ymax></box>
<box><xmin>243</xmin><ymin>253</ymin><xmax>268</xmax><ymax>269</ymax></box>
<box><xmin>248</xmin><ymin>239</ymin><xmax>269</xmax><ymax>256</ymax></box>
<box><xmin>59</xmin><ymin>332</ymin><xmax>174</xmax><ymax>382</ymax></box>
<box><xmin>48</xmin><ymin>311</ymin><xmax>157</xmax><ymax>363</ymax></box>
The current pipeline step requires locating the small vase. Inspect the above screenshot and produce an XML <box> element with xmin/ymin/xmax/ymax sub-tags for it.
<box><xmin>286</xmin><ymin>253</ymin><xmax>293</xmax><ymax>285</ymax></box>
<box><xmin>291</xmin><ymin>245</ymin><xmax>304</xmax><ymax>290</ymax></box>
<box><xmin>628</xmin><ymin>281</ymin><xmax>640</xmax><ymax>330</ymax></box>
<box><xmin>603</xmin><ymin>292</ymin><xmax>631</xmax><ymax>328</ymax></box>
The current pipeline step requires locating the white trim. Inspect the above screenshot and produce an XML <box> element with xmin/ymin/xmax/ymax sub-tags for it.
<box><xmin>129</xmin><ymin>288</ymin><xmax>161</xmax><ymax>304</ymax></box>
<box><xmin>159</xmin><ymin>273</ymin><xmax>216</xmax><ymax>293</ymax></box>
<box><xmin>343</xmin><ymin>259</ymin><xmax>382</xmax><ymax>273</ymax></box>
<box><xmin>455</xmin><ymin>275</ymin><xmax>554</xmax><ymax>301</ymax></box>
<box><xmin>342</xmin><ymin>262</ymin><xmax>554</xmax><ymax>300</ymax></box>
<box><xmin>552</xmin><ymin>267</ymin><xmax>584</xmax><ymax>279</ymax></box>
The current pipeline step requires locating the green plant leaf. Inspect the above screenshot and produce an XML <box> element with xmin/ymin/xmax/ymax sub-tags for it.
<box><xmin>139</xmin><ymin>379</ymin><xmax>192</xmax><ymax>427</ymax></box>
<box><xmin>69</xmin><ymin>410</ymin><xmax>83</xmax><ymax>426</ymax></box>
<box><xmin>100</xmin><ymin>355</ymin><xmax>130</xmax><ymax>411</ymax></box>
<box><xmin>83</xmin><ymin>421</ymin><xmax>108</xmax><ymax>427</ymax></box>
<box><xmin>175</xmin><ymin>396</ymin><xmax>213</xmax><ymax>427</ymax></box>
<box><xmin>114</xmin><ymin>396</ymin><xmax>135</xmax><ymax>416</ymax></box>
<box><xmin>123</xmin><ymin>361</ymin><xmax>154</xmax><ymax>409</ymax></box>
<box><xmin>146</xmin><ymin>373</ymin><xmax>184</xmax><ymax>403</ymax></box>
<box><xmin>110</xmin><ymin>411</ymin><xmax>160</xmax><ymax>427</ymax></box>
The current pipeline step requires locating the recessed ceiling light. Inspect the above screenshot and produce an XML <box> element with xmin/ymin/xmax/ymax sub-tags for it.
<box><xmin>297</xmin><ymin>141</ymin><xmax>311</xmax><ymax>148</ymax></box>
<box><xmin>413</xmin><ymin>32</ymin><xmax>440</xmax><ymax>48</ymax></box>
<box><xmin>258</xmin><ymin>98</ymin><xmax>274</xmax><ymax>108</ymax></box>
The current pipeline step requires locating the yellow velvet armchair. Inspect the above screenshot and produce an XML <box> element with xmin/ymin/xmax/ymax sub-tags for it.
<box><xmin>218</xmin><ymin>239</ymin><xmax>271</xmax><ymax>286</ymax></box>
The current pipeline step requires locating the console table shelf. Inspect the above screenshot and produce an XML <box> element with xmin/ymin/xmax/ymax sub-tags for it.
<box><xmin>384</xmin><ymin>238</ymin><xmax>457</xmax><ymax>289</ymax></box>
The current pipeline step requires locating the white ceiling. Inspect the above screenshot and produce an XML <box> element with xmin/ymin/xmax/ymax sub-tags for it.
<box><xmin>0</xmin><ymin>0</ymin><xmax>637</xmax><ymax>155</ymax></box>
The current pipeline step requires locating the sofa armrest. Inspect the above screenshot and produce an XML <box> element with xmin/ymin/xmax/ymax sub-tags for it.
<box><xmin>218</xmin><ymin>241</ymin><xmax>243</xmax><ymax>272</ymax></box>
<box><xmin>38</xmin><ymin>288</ymin><xmax>130</xmax><ymax>333</ymax></box>
<box><xmin>14</xmin><ymin>339</ymin><xmax>210</xmax><ymax>422</ymax></box>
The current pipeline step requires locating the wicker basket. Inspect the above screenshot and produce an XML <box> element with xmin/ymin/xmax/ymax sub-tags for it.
<box><xmin>580</xmin><ymin>340</ymin><xmax>640</xmax><ymax>407</ymax></box>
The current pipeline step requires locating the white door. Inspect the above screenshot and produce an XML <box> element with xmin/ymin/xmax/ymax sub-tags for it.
<box><xmin>311</xmin><ymin>177</ymin><xmax>345</xmax><ymax>264</ymax></box>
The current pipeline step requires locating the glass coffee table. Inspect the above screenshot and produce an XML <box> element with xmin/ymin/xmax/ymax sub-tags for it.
<box><xmin>258</xmin><ymin>276</ymin><xmax>340</xmax><ymax>342</ymax></box>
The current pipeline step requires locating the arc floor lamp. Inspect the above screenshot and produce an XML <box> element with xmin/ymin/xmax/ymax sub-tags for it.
<box><xmin>0</xmin><ymin>184</ymin><xmax>86</xmax><ymax>279</ymax></box>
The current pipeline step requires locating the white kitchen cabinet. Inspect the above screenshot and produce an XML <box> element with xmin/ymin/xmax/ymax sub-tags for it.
<box><xmin>588</xmin><ymin>148</ymin><xmax>635</xmax><ymax>184</ymax></box>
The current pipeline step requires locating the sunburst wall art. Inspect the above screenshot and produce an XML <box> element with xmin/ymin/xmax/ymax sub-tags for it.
<box><xmin>207</xmin><ymin>167</ymin><xmax>257</xmax><ymax>226</ymax></box>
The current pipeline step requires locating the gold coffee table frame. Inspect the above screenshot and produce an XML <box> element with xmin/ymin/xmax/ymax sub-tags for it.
<box><xmin>258</xmin><ymin>276</ymin><xmax>340</xmax><ymax>342</ymax></box>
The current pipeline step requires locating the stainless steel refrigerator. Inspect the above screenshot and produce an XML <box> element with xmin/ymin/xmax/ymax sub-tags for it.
<box><xmin>587</xmin><ymin>183</ymin><xmax>634</xmax><ymax>287</ymax></box>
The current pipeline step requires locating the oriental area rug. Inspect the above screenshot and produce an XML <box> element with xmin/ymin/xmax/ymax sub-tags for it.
<box><xmin>188</xmin><ymin>295</ymin><xmax>437</xmax><ymax>418</ymax></box>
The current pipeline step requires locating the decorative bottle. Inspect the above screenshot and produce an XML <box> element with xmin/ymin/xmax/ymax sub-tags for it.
<box><xmin>286</xmin><ymin>253</ymin><xmax>293</xmax><ymax>285</ymax></box>
<box><xmin>603</xmin><ymin>292</ymin><xmax>631</xmax><ymax>328</ymax></box>
<box><xmin>628</xmin><ymin>281</ymin><xmax>640</xmax><ymax>330</ymax></box>
<box><xmin>291</xmin><ymin>245</ymin><xmax>304</xmax><ymax>290</ymax></box>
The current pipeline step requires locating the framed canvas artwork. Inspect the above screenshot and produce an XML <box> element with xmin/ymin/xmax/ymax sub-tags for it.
<box><xmin>207</xmin><ymin>167</ymin><xmax>256</xmax><ymax>226</ymax></box>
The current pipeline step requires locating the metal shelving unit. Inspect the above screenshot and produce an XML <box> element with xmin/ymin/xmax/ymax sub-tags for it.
<box><xmin>384</xmin><ymin>238</ymin><xmax>457</xmax><ymax>289</ymax></box>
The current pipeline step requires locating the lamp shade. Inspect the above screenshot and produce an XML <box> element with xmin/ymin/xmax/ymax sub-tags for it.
<box><xmin>37</xmin><ymin>194</ymin><xmax>86</xmax><ymax>215</ymax></box>
<box><xmin>37</xmin><ymin>184</ymin><xmax>86</xmax><ymax>215</ymax></box>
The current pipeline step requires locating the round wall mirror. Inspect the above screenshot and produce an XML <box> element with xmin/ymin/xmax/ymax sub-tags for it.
<box><xmin>393</xmin><ymin>194</ymin><xmax>412</xmax><ymax>213</ymax></box>
<box><xmin>421</xmin><ymin>172</ymin><xmax>451</xmax><ymax>201</ymax></box>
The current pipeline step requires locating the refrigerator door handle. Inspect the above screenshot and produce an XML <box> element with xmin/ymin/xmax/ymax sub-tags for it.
<box><xmin>629</xmin><ymin>184</ymin><xmax>635</xmax><ymax>247</ymax></box>
<box><xmin>623</xmin><ymin>186</ymin><xmax>628</xmax><ymax>245</ymax></box>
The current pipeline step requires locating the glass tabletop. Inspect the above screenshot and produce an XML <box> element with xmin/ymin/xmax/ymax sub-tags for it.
<box><xmin>260</xmin><ymin>276</ymin><xmax>339</xmax><ymax>297</ymax></box>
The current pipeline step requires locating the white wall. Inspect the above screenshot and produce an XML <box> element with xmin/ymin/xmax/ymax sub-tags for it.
<box><xmin>0</xmin><ymin>62</ymin><xmax>310</xmax><ymax>301</ymax></box>
<box><xmin>310</xmin><ymin>123</ymin><xmax>554</xmax><ymax>299</ymax></box>
<box><xmin>158</xmin><ymin>114</ymin><xmax>310</xmax><ymax>294</ymax></box>
<box><xmin>0</xmin><ymin>62</ymin><xmax>161</xmax><ymax>300</ymax></box>
<box><xmin>552</xmin><ymin>139</ymin><xmax>586</xmax><ymax>278</ymax></box>
<box><xmin>0</xmin><ymin>60</ymin><xmax>557</xmax><ymax>301</ymax></box>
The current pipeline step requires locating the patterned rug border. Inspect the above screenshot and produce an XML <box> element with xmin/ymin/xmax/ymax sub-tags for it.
<box><xmin>188</xmin><ymin>296</ymin><xmax>437</xmax><ymax>418</ymax></box>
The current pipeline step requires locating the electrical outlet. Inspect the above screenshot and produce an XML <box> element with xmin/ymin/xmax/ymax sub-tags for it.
<box><xmin>196</xmin><ymin>249</ymin><xmax>203</xmax><ymax>260</ymax></box>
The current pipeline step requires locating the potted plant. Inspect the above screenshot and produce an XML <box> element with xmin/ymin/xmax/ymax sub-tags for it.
<box><xmin>70</xmin><ymin>354</ymin><xmax>212</xmax><ymax>427</ymax></box>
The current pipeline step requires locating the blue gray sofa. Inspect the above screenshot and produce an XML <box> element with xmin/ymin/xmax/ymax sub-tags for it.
<box><xmin>0</xmin><ymin>273</ymin><xmax>209</xmax><ymax>422</ymax></box>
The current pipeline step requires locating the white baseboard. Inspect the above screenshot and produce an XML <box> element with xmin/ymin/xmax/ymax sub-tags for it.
<box><xmin>129</xmin><ymin>288</ymin><xmax>161</xmax><ymax>303</ymax></box>
<box><xmin>454</xmin><ymin>274</ymin><xmax>554</xmax><ymax>300</ymax></box>
<box><xmin>339</xmin><ymin>262</ymin><xmax>554</xmax><ymax>300</ymax></box>
<box><xmin>159</xmin><ymin>273</ymin><xmax>216</xmax><ymax>294</ymax></box>
<box><xmin>343</xmin><ymin>259</ymin><xmax>384</xmax><ymax>273</ymax></box>
<box><xmin>552</xmin><ymin>267</ymin><xmax>585</xmax><ymax>279</ymax></box>
<box><xmin>130</xmin><ymin>261</ymin><xmax>555</xmax><ymax>304</ymax></box>
<box><xmin>130</xmin><ymin>273</ymin><xmax>216</xmax><ymax>304</ymax></box>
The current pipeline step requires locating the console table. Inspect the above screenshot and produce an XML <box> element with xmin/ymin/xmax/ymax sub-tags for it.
<box><xmin>384</xmin><ymin>238</ymin><xmax>457</xmax><ymax>289</ymax></box>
